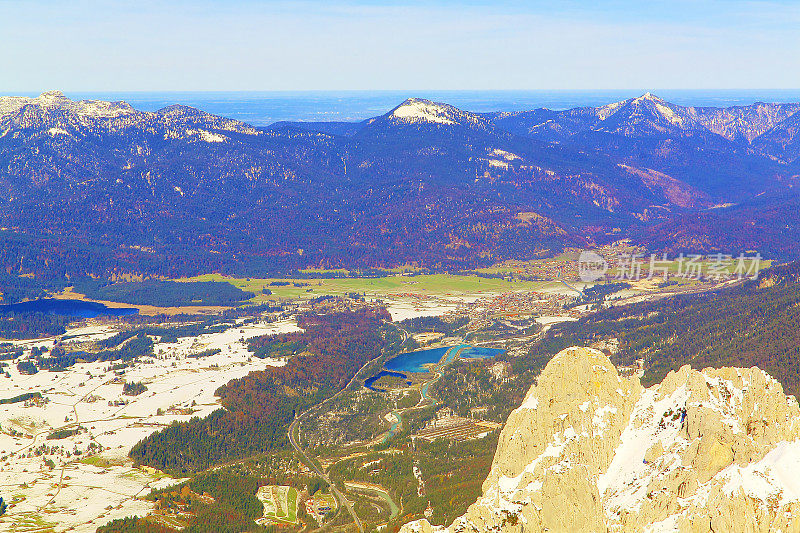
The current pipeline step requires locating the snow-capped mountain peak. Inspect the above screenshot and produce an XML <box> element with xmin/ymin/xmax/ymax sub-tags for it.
<box><xmin>0</xmin><ymin>90</ymin><xmax>136</xmax><ymax>121</ymax></box>
<box><xmin>633</xmin><ymin>91</ymin><xmax>661</xmax><ymax>103</ymax></box>
<box><xmin>390</xmin><ymin>98</ymin><xmax>457</xmax><ymax>125</ymax></box>
<box><xmin>384</xmin><ymin>98</ymin><xmax>491</xmax><ymax>130</ymax></box>
<box><xmin>592</xmin><ymin>92</ymin><xmax>701</xmax><ymax>134</ymax></box>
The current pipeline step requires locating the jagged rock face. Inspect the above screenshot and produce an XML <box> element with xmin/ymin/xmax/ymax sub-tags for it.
<box><xmin>402</xmin><ymin>347</ymin><xmax>800</xmax><ymax>533</ymax></box>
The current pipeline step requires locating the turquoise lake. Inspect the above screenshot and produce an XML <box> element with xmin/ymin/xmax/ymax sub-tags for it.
<box><xmin>383</xmin><ymin>344</ymin><xmax>505</xmax><ymax>373</ymax></box>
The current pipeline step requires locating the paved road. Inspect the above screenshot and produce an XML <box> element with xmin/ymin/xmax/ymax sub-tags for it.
<box><xmin>287</xmin><ymin>323</ymin><xmax>410</xmax><ymax>532</ymax></box>
<box><xmin>289</xmin><ymin>415</ymin><xmax>363</xmax><ymax>532</ymax></box>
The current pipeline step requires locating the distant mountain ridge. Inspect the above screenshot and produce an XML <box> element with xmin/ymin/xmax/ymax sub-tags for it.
<box><xmin>1</xmin><ymin>91</ymin><xmax>800</xmax><ymax>279</ymax></box>
<box><xmin>488</xmin><ymin>92</ymin><xmax>800</xmax><ymax>152</ymax></box>
<box><xmin>279</xmin><ymin>93</ymin><xmax>800</xmax><ymax>162</ymax></box>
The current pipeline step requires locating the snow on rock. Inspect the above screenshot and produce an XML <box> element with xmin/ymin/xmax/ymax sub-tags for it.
<box><xmin>185</xmin><ymin>128</ymin><xmax>228</xmax><ymax>143</ymax></box>
<box><xmin>391</xmin><ymin>99</ymin><xmax>456</xmax><ymax>125</ymax></box>
<box><xmin>387</xmin><ymin>98</ymin><xmax>491</xmax><ymax>130</ymax></box>
<box><xmin>0</xmin><ymin>91</ymin><xmax>261</xmax><ymax>140</ymax></box>
<box><xmin>401</xmin><ymin>347</ymin><xmax>800</xmax><ymax>532</ymax></box>
<box><xmin>0</xmin><ymin>90</ymin><xmax>136</xmax><ymax>120</ymax></box>
<box><xmin>719</xmin><ymin>440</ymin><xmax>800</xmax><ymax>505</ymax></box>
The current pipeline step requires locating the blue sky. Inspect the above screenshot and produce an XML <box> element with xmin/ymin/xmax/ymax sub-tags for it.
<box><xmin>1</xmin><ymin>0</ymin><xmax>798</xmax><ymax>91</ymax></box>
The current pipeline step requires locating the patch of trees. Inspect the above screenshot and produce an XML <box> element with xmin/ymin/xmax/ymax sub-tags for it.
<box><xmin>582</xmin><ymin>281</ymin><xmax>630</xmax><ymax>303</ymax></box>
<box><xmin>130</xmin><ymin>307</ymin><xmax>390</xmax><ymax>474</ymax></box>
<box><xmin>16</xmin><ymin>360</ymin><xmax>37</xmax><ymax>375</ymax></box>
<box><xmin>97</xmin><ymin>330</ymin><xmax>142</xmax><ymax>348</ymax></box>
<box><xmin>188</xmin><ymin>348</ymin><xmax>221</xmax><ymax>359</ymax></box>
<box><xmin>132</xmin><ymin>470</ymin><xmax>273</xmax><ymax>533</ymax></box>
<box><xmin>31</xmin><ymin>334</ymin><xmax>154</xmax><ymax>372</ymax></box>
<box><xmin>0</xmin><ymin>272</ymin><xmax>70</xmax><ymax>304</ymax></box>
<box><xmin>0</xmin><ymin>392</ymin><xmax>41</xmax><ymax>405</ymax></box>
<box><xmin>97</xmin><ymin>334</ymin><xmax>154</xmax><ymax>361</ymax></box>
<box><xmin>96</xmin><ymin>517</ymin><xmax>174</xmax><ymax>533</ymax></box>
<box><xmin>0</xmin><ymin>311</ymin><xmax>71</xmax><ymax>339</ymax></box>
<box><xmin>73</xmin><ymin>279</ymin><xmax>254</xmax><ymax>307</ymax></box>
<box><xmin>123</xmin><ymin>381</ymin><xmax>147</xmax><ymax>396</ymax></box>
<box><xmin>399</xmin><ymin>315</ymin><xmax>470</xmax><ymax>336</ymax></box>
<box><xmin>185</xmin><ymin>506</ymin><xmax>271</xmax><ymax>533</ymax></box>
<box><xmin>307</xmin><ymin>477</ymin><xmax>329</xmax><ymax>497</ymax></box>
<box><xmin>136</xmin><ymin>321</ymin><xmax>231</xmax><ymax>344</ymax></box>
<box><xmin>35</xmin><ymin>346</ymin><xmax>88</xmax><ymax>371</ymax></box>
<box><xmin>47</xmin><ymin>428</ymin><xmax>80</xmax><ymax>440</ymax></box>
<box><xmin>249</xmin><ymin>338</ymin><xmax>305</xmax><ymax>359</ymax></box>
<box><xmin>0</xmin><ymin>345</ymin><xmax>23</xmax><ymax>360</ymax></box>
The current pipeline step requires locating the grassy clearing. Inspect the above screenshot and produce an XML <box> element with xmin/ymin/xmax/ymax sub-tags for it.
<box><xmin>181</xmin><ymin>273</ymin><xmax>556</xmax><ymax>303</ymax></box>
<box><xmin>258</xmin><ymin>485</ymin><xmax>299</xmax><ymax>525</ymax></box>
<box><xmin>286</xmin><ymin>487</ymin><xmax>298</xmax><ymax>523</ymax></box>
<box><xmin>79</xmin><ymin>455</ymin><xmax>128</xmax><ymax>468</ymax></box>
<box><xmin>3</xmin><ymin>511</ymin><xmax>57</xmax><ymax>533</ymax></box>
<box><xmin>175</xmin><ymin>255</ymin><xmax>771</xmax><ymax>305</ymax></box>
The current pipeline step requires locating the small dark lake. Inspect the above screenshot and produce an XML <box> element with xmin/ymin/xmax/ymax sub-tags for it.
<box><xmin>364</xmin><ymin>370</ymin><xmax>411</xmax><ymax>392</ymax></box>
<box><xmin>0</xmin><ymin>298</ymin><xmax>139</xmax><ymax>318</ymax></box>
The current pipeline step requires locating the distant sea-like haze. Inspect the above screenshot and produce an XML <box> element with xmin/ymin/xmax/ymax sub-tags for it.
<box><xmin>6</xmin><ymin>90</ymin><xmax>800</xmax><ymax>126</ymax></box>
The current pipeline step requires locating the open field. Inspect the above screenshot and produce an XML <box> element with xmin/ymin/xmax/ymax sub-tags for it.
<box><xmin>256</xmin><ymin>485</ymin><xmax>299</xmax><ymax>525</ymax></box>
<box><xmin>181</xmin><ymin>273</ymin><xmax>563</xmax><ymax>302</ymax></box>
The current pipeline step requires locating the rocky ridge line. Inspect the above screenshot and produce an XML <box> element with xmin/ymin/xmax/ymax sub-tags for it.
<box><xmin>402</xmin><ymin>346</ymin><xmax>800</xmax><ymax>532</ymax></box>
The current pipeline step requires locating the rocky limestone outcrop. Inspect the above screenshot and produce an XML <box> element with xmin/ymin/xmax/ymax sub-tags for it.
<box><xmin>401</xmin><ymin>347</ymin><xmax>800</xmax><ymax>533</ymax></box>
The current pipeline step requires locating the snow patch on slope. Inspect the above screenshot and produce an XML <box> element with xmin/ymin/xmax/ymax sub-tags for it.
<box><xmin>599</xmin><ymin>385</ymin><xmax>690</xmax><ymax>512</ymax></box>
<box><xmin>391</xmin><ymin>98</ymin><xmax>456</xmax><ymax>125</ymax></box>
<box><xmin>0</xmin><ymin>90</ymin><xmax>135</xmax><ymax>119</ymax></box>
<box><xmin>186</xmin><ymin>129</ymin><xmax>228</xmax><ymax>143</ymax></box>
<box><xmin>719</xmin><ymin>441</ymin><xmax>800</xmax><ymax>505</ymax></box>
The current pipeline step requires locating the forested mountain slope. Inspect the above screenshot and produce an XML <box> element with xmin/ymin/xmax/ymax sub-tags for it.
<box><xmin>2</xmin><ymin>91</ymin><xmax>800</xmax><ymax>280</ymax></box>
<box><xmin>543</xmin><ymin>261</ymin><xmax>800</xmax><ymax>397</ymax></box>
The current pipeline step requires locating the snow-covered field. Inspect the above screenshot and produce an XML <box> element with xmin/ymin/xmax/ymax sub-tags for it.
<box><xmin>383</xmin><ymin>297</ymin><xmax>462</xmax><ymax>322</ymax></box>
<box><xmin>382</xmin><ymin>292</ymin><xmax>511</xmax><ymax>322</ymax></box>
<box><xmin>0</xmin><ymin>317</ymin><xmax>301</xmax><ymax>532</ymax></box>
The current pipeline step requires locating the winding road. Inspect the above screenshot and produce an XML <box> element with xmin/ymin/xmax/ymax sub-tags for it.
<box><xmin>289</xmin><ymin>415</ymin><xmax>363</xmax><ymax>532</ymax></box>
<box><xmin>287</xmin><ymin>323</ymin><xmax>410</xmax><ymax>532</ymax></box>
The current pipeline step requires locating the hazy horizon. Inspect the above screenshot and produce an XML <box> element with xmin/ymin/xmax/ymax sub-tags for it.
<box><xmin>2</xmin><ymin>0</ymin><xmax>799</xmax><ymax>92</ymax></box>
